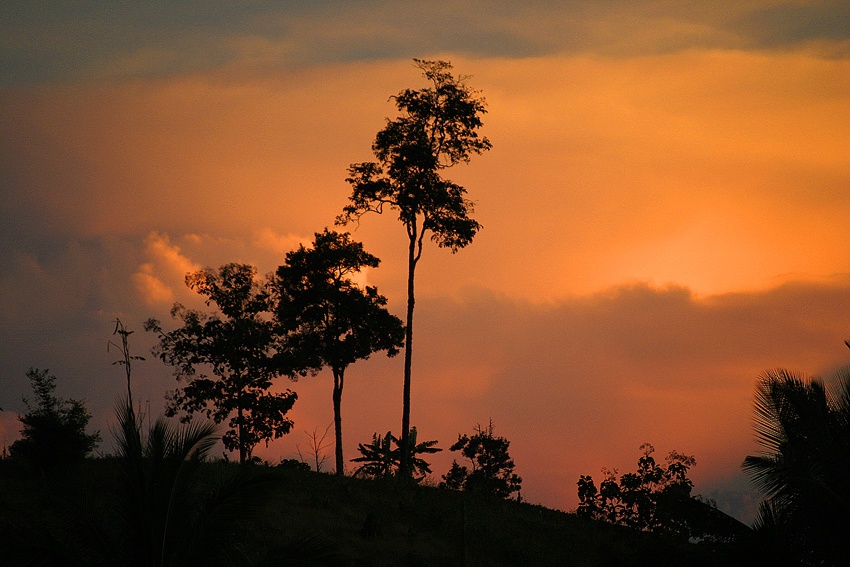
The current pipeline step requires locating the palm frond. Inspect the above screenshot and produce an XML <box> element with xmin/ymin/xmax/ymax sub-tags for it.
<box><xmin>744</xmin><ymin>366</ymin><xmax>850</xmax><ymax>563</ymax></box>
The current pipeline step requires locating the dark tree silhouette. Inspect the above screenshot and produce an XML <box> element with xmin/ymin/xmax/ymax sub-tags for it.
<box><xmin>576</xmin><ymin>443</ymin><xmax>750</xmax><ymax>542</ymax></box>
<box><xmin>351</xmin><ymin>427</ymin><xmax>441</xmax><ymax>482</ymax></box>
<box><xmin>145</xmin><ymin>263</ymin><xmax>296</xmax><ymax>464</ymax></box>
<box><xmin>742</xmin><ymin>368</ymin><xmax>850</xmax><ymax>564</ymax></box>
<box><xmin>338</xmin><ymin>59</ymin><xmax>491</xmax><ymax>475</ymax></box>
<box><xmin>273</xmin><ymin>229</ymin><xmax>404</xmax><ymax>476</ymax></box>
<box><xmin>9</xmin><ymin>368</ymin><xmax>100</xmax><ymax>475</ymax></box>
<box><xmin>578</xmin><ymin>445</ymin><xmax>751</xmax><ymax>545</ymax></box>
<box><xmin>577</xmin><ymin>443</ymin><xmax>700</xmax><ymax>538</ymax></box>
<box><xmin>441</xmin><ymin>420</ymin><xmax>522</xmax><ymax>499</ymax></box>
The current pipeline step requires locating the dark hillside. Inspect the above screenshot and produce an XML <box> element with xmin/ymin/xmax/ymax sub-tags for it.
<box><xmin>0</xmin><ymin>459</ymin><xmax>748</xmax><ymax>566</ymax></box>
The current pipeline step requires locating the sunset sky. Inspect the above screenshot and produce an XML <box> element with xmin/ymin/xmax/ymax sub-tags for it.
<box><xmin>2</xmin><ymin>1</ymin><xmax>850</xmax><ymax>523</ymax></box>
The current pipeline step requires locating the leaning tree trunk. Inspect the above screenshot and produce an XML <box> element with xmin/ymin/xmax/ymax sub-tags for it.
<box><xmin>333</xmin><ymin>368</ymin><xmax>345</xmax><ymax>476</ymax></box>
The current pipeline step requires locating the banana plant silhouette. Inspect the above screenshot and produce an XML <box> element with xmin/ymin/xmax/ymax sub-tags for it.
<box><xmin>351</xmin><ymin>427</ymin><xmax>440</xmax><ymax>482</ymax></box>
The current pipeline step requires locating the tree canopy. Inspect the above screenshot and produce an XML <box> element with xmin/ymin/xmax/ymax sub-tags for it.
<box><xmin>273</xmin><ymin>229</ymin><xmax>404</xmax><ymax>475</ymax></box>
<box><xmin>441</xmin><ymin>420</ymin><xmax>522</xmax><ymax>499</ymax></box>
<box><xmin>9</xmin><ymin>368</ymin><xmax>101</xmax><ymax>474</ymax></box>
<box><xmin>338</xmin><ymin>59</ymin><xmax>491</xmax><ymax>475</ymax></box>
<box><xmin>145</xmin><ymin>263</ymin><xmax>296</xmax><ymax>464</ymax></box>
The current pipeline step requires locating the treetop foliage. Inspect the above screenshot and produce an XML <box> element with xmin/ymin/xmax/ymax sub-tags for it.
<box><xmin>9</xmin><ymin>368</ymin><xmax>101</xmax><ymax>473</ymax></box>
<box><xmin>381</xmin><ymin>59</ymin><xmax>491</xmax><ymax>170</ymax></box>
<box><xmin>338</xmin><ymin>58</ymin><xmax>490</xmax><ymax>253</ymax></box>
<box><xmin>274</xmin><ymin>229</ymin><xmax>404</xmax><ymax>376</ymax></box>
<box><xmin>187</xmin><ymin>262</ymin><xmax>271</xmax><ymax>320</ymax></box>
<box><xmin>441</xmin><ymin>419</ymin><xmax>522</xmax><ymax>499</ymax></box>
<box><xmin>145</xmin><ymin>263</ymin><xmax>296</xmax><ymax>464</ymax></box>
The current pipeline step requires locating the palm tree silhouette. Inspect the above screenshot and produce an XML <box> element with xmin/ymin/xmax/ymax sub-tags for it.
<box><xmin>742</xmin><ymin>368</ymin><xmax>850</xmax><ymax>564</ymax></box>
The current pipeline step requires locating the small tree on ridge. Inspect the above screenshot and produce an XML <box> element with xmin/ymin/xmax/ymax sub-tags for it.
<box><xmin>9</xmin><ymin>368</ymin><xmax>100</xmax><ymax>474</ymax></box>
<box><xmin>145</xmin><ymin>263</ymin><xmax>297</xmax><ymax>463</ymax></box>
<box><xmin>441</xmin><ymin>419</ymin><xmax>522</xmax><ymax>499</ymax></box>
<box><xmin>273</xmin><ymin>229</ymin><xmax>404</xmax><ymax>476</ymax></box>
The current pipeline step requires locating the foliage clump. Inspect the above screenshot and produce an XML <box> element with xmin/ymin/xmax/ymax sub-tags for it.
<box><xmin>351</xmin><ymin>427</ymin><xmax>440</xmax><ymax>482</ymax></box>
<box><xmin>441</xmin><ymin>420</ymin><xmax>522</xmax><ymax>499</ymax></box>
<box><xmin>9</xmin><ymin>368</ymin><xmax>100</xmax><ymax>474</ymax></box>
<box><xmin>145</xmin><ymin>263</ymin><xmax>297</xmax><ymax>463</ymax></box>
<box><xmin>577</xmin><ymin>443</ymin><xmax>707</xmax><ymax>539</ymax></box>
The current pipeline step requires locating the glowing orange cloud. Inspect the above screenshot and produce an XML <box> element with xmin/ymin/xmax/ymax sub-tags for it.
<box><xmin>4</xmin><ymin>50</ymin><xmax>848</xmax><ymax>301</ymax></box>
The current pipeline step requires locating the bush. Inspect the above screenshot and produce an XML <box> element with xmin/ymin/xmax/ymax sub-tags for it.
<box><xmin>441</xmin><ymin>420</ymin><xmax>522</xmax><ymax>499</ymax></box>
<box><xmin>9</xmin><ymin>368</ymin><xmax>100</xmax><ymax>474</ymax></box>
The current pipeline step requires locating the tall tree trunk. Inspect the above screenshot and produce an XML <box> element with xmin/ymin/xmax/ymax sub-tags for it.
<box><xmin>333</xmin><ymin>368</ymin><xmax>345</xmax><ymax>476</ymax></box>
<box><xmin>237</xmin><ymin>399</ymin><xmax>246</xmax><ymax>464</ymax></box>
<box><xmin>400</xmin><ymin>233</ymin><xmax>416</xmax><ymax>476</ymax></box>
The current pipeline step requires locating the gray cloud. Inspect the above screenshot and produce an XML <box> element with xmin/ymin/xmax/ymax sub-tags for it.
<box><xmin>736</xmin><ymin>1</ymin><xmax>850</xmax><ymax>47</ymax></box>
<box><xmin>3</xmin><ymin>1</ymin><xmax>849</xmax><ymax>85</ymax></box>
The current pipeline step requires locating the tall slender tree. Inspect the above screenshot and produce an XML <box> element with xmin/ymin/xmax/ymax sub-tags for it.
<box><xmin>145</xmin><ymin>263</ymin><xmax>296</xmax><ymax>464</ymax></box>
<box><xmin>273</xmin><ymin>229</ymin><xmax>404</xmax><ymax>476</ymax></box>
<box><xmin>337</xmin><ymin>59</ymin><xmax>491</xmax><ymax>474</ymax></box>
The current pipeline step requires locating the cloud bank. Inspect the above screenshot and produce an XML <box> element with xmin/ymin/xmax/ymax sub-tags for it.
<box><xmin>3</xmin><ymin>1</ymin><xmax>849</xmax><ymax>84</ymax></box>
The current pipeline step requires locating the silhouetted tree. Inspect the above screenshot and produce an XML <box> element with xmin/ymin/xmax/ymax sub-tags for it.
<box><xmin>742</xmin><ymin>368</ymin><xmax>850</xmax><ymax>564</ymax></box>
<box><xmin>273</xmin><ymin>229</ymin><xmax>404</xmax><ymax>476</ymax></box>
<box><xmin>578</xmin><ymin>444</ymin><xmax>700</xmax><ymax>537</ymax></box>
<box><xmin>441</xmin><ymin>420</ymin><xmax>521</xmax><ymax>499</ymax></box>
<box><xmin>9</xmin><ymin>368</ymin><xmax>100</xmax><ymax>475</ymax></box>
<box><xmin>145</xmin><ymin>263</ymin><xmax>296</xmax><ymax>464</ymax></box>
<box><xmin>351</xmin><ymin>427</ymin><xmax>441</xmax><ymax>482</ymax></box>
<box><xmin>338</xmin><ymin>59</ymin><xmax>491</xmax><ymax>475</ymax></box>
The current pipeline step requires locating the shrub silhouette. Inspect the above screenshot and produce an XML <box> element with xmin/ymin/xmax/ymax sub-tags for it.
<box><xmin>577</xmin><ymin>443</ymin><xmax>696</xmax><ymax>537</ymax></box>
<box><xmin>9</xmin><ymin>368</ymin><xmax>100</xmax><ymax>476</ymax></box>
<box><xmin>351</xmin><ymin>427</ymin><xmax>440</xmax><ymax>482</ymax></box>
<box><xmin>441</xmin><ymin>420</ymin><xmax>522</xmax><ymax>499</ymax></box>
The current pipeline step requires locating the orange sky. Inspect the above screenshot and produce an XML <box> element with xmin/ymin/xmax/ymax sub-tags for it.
<box><xmin>2</xmin><ymin>1</ymin><xmax>850</xmax><ymax>522</ymax></box>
